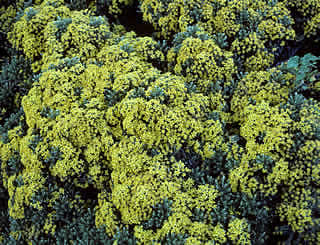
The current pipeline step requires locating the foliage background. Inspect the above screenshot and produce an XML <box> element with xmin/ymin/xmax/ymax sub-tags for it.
<box><xmin>0</xmin><ymin>0</ymin><xmax>320</xmax><ymax>244</ymax></box>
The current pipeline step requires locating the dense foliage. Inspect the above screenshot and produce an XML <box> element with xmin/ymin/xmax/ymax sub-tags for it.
<box><xmin>0</xmin><ymin>0</ymin><xmax>320</xmax><ymax>244</ymax></box>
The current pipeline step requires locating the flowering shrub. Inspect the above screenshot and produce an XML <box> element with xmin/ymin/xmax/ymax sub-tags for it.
<box><xmin>0</xmin><ymin>0</ymin><xmax>320</xmax><ymax>244</ymax></box>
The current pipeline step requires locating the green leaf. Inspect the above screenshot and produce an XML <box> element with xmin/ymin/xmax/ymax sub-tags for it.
<box><xmin>143</xmin><ymin>198</ymin><xmax>173</xmax><ymax>230</ymax></box>
<box><xmin>286</xmin><ymin>56</ymin><xmax>299</xmax><ymax>69</ymax></box>
<box><xmin>300</xmin><ymin>53</ymin><xmax>320</xmax><ymax>67</ymax></box>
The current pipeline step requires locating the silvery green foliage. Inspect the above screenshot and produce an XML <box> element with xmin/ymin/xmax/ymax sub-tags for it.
<box><xmin>43</xmin><ymin>146</ymin><xmax>63</xmax><ymax>168</ymax></box>
<box><xmin>25</xmin><ymin>7</ymin><xmax>39</xmax><ymax>21</ymax></box>
<box><xmin>65</xmin><ymin>0</ymin><xmax>88</xmax><ymax>11</ymax></box>
<box><xmin>279</xmin><ymin>92</ymin><xmax>306</xmax><ymax>121</ymax></box>
<box><xmin>148</xmin><ymin>85</ymin><xmax>170</xmax><ymax>104</ymax></box>
<box><xmin>190</xmin><ymin>147</ymin><xmax>237</xmax><ymax>187</ymax></box>
<box><xmin>28</xmin><ymin>132</ymin><xmax>43</xmax><ymax>153</ymax></box>
<box><xmin>4</xmin><ymin>151</ymin><xmax>23</xmax><ymax>177</ymax></box>
<box><xmin>209</xmin><ymin>175</ymin><xmax>275</xmax><ymax>244</ymax></box>
<box><xmin>157</xmin><ymin>233</ymin><xmax>188</xmax><ymax>245</ymax></box>
<box><xmin>172</xmin><ymin>25</ymin><xmax>210</xmax><ymax>53</ymax></box>
<box><xmin>191</xmin><ymin>207</ymin><xmax>208</xmax><ymax>223</ymax></box>
<box><xmin>172</xmin><ymin>146</ymin><xmax>203</xmax><ymax>170</ymax></box>
<box><xmin>254</xmin><ymin>154</ymin><xmax>275</xmax><ymax>173</ymax></box>
<box><xmin>120</xmin><ymin>43</ymin><xmax>135</xmax><ymax>54</ymax></box>
<box><xmin>46</xmin><ymin>56</ymin><xmax>82</xmax><ymax>71</ymax></box>
<box><xmin>0</xmin><ymin>54</ymin><xmax>34</xmax><ymax>118</ymax></box>
<box><xmin>104</xmin><ymin>88</ymin><xmax>123</xmax><ymax>107</ymax></box>
<box><xmin>143</xmin><ymin>198</ymin><xmax>173</xmax><ymax>230</ymax></box>
<box><xmin>184</xmin><ymin>81</ymin><xmax>197</xmax><ymax>93</ymax></box>
<box><xmin>54</xmin><ymin>208</ymin><xmax>114</xmax><ymax>245</ymax></box>
<box><xmin>113</xmin><ymin>226</ymin><xmax>137</xmax><ymax>245</ymax></box>
<box><xmin>25</xmin><ymin>181</ymin><xmax>113</xmax><ymax>244</ymax></box>
<box><xmin>279</xmin><ymin>53</ymin><xmax>320</xmax><ymax>94</ymax></box>
<box><xmin>53</xmin><ymin>16</ymin><xmax>72</xmax><ymax>41</ymax></box>
<box><xmin>0</xmin><ymin>48</ymin><xmax>32</xmax><ymax>245</ymax></box>
<box><xmin>212</xmin><ymin>33</ymin><xmax>228</xmax><ymax>49</ymax></box>
<box><xmin>128</xmin><ymin>87</ymin><xmax>146</xmax><ymax>100</ymax></box>
<box><xmin>0</xmin><ymin>169</ymin><xmax>9</xmax><ymax>241</ymax></box>
<box><xmin>40</xmin><ymin>106</ymin><xmax>60</xmax><ymax>120</ymax></box>
<box><xmin>0</xmin><ymin>108</ymin><xmax>27</xmax><ymax>144</ymax></box>
<box><xmin>89</xmin><ymin>16</ymin><xmax>106</xmax><ymax>28</ymax></box>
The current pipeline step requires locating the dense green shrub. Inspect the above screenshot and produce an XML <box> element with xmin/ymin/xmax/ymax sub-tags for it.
<box><xmin>0</xmin><ymin>0</ymin><xmax>320</xmax><ymax>244</ymax></box>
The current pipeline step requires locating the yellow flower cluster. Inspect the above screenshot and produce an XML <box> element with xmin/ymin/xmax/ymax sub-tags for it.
<box><xmin>278</xmin><ymin>188</ymin><xmax>314</xmax><ymax>233</ymax></box>
<box><xmin>230</xmin><ymin>102</ymin><xmax>294</xmax><ymax>196</ymax></box>
<box><xmin>140</xmin><ymin>0</ymin><xmax>207</xmax><ymax>38</ymax></box>
<box><xmin>1</xmin><ymin>0</ymin><xmax>320</xmax><ymax>243</ymax></box>
<box><xmin>0</xmin><ymin>4</ymin><xmax>19</xmax><ymax>33</ymax></box>
<box><xmin>231</xmin><ymin>68</ymin><xmax>291</xmax><ymax>122</ymax></box>
<box><xmin>285</xmin><ymin>0</ymin><xmax>320</xmax><ymax>39</ymax></box>
<box><xmin>167</xmin><ymin>36</ymin><xmax>237</xmax><ymax>93</ymax></box>
<box><xmin>1</xmin><ymin>1</ymin><xmax>227</xmax><ymax>239</ymax></box>
<box><xmin>104</xmin><ymin>0</ymin><xmax>134</xmax><ymax>16</ymax></box>
<box><xmin>7</xmin><ymin>0</ymin><xmax>70</xmax><ymax>72</ymax></box>
<box><xmin>227</xmin><ymin>218</ymin><xmax>251</xmax><ymax>245</ymax></box>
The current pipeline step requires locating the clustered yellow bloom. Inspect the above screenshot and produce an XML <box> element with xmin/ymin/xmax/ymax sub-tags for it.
<box><xmin>0</xmin><ymin>0</ymin><xmax>320</xmax><ymax>243</ymax></box>
<box><xmin>227</xmin><ymin>218</ymin><xmax>251</xmax><ymax>245</ymax></box>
